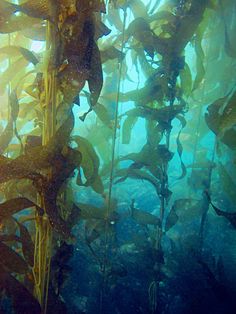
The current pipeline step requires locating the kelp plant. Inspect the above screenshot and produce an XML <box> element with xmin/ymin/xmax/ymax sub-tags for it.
<box><xmin>0</xmin><ymin>0</ymin><xmax>236</xmax><ymax>313</ymax></box>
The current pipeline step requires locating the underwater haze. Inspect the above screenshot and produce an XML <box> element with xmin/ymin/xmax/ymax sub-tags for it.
<box><xmin>0</xmin><ymin>0</ymin><xmax>236</xmax><ymax>313</ymax></box>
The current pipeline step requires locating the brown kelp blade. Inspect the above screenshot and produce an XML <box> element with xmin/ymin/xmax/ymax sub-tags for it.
<box><xmin>130</xmin><ymin>201</ymin><xmax>161</xmax><ymax>226</ymax></box>
<box><xmin>42</xmin><ymin>148</ymin><xmax>82</xmax><ymax>238</ymax></box>
<box><xmin>15</xmin><ymin>220</ymin><xmax>34</xmax><ymax>267</ymax></box>
<box><xmin>0</xmin><ymin>89</ymin><xmax>20</xmax><ymax>154</ymax></box>
<box><xmin>18</xmin><ymin>0</ymin><xmax>52</xmax><ymax>20</ymax></box>
<box><xmin>0</xmin><ymin>46</ymin><xmax>39</xmax><ymax>65</ymax></box>
<box><xmin>0</xmin><ymin>0</ymin><xmax>51</xmax><ymax>22</ymax></box>
<box><xmin>0</xmin><ymin>112</ymin><xmax>74</xmax><ymax>185</ymax></box>
<box><xmin>115</xmin><ymin>168</ymin><xmax>161</xmax><ymax>195</ymax></box>
<box><xmin>74</xmin><ymin>135</ymin><xmax>104</xmax><ymax>193</ymax></box>
<box><xmin>72</xmin><ymin>203</ymin><xmax>106</xmax><ymax>220</ymax></box>
<box><xmin>0</xmin><ymin>241</ymin><xmax>28</xmax><ymax>274</ymax></box>
<box><xmin>79</xmin><ymin>43</ymin><xmax>103</xmax><ymax>121</ymax></box>
<box><xmin>165</xmin><ymin>207</ymin><xmax>178</xmax><ymax>232</ymax></box>
<box><xmin>0</xmin><ymin>234</ymin><xmax>21</xmax><ymax>243</ymax></box>
<box><xmin>132</xmin><ymin>207</ymin><xmax>161</xmax><ymax>226</ymax></box>
<box><xmin>85</xmin><ymin>219</ymin><xmax>107</xmax><ymax>244</ymax></box>
<box><xmin>0</xmin><ymin>118</ymin><xmax>13</xmax><ymax>154</ymax></box>
<box><xmin>0</xmin><ymin>267</ymin><xmax>41</xmax><ymax>314</ymax></box>
<box><xmin>205</xmin><ymin>191</ymin><xmax>236</xmax><ymax>229</ymax></box>
<box><xmin>0</xmin><ymin>197</ymin><xmax>41</xmax><ymax>221</ymax></box>
<box><xmin>0</xmin><ymin>0</ymin><xmax>18</xmax><ymax>20</ymax></box>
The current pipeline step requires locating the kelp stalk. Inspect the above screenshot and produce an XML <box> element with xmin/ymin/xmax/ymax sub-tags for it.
<box><xmin>33</xmin><ymin>10</ymin><xmax>57</xmax><ymax>312</ymax></box>
<box><xmin>100</xmin><ymin>5</ymin><xmax>127</xmax><ymax>313</ymax></box>
<box><xmin>199</xmin><ymin>138</ymin><xmax>217</xmax><ymax>248</ymax></box>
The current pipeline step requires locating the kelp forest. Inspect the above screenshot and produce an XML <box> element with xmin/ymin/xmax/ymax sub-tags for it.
<box><xmin>0</xmin><ymin>0</ymin><xmax>236</xmax><ymax>313</ymax></box>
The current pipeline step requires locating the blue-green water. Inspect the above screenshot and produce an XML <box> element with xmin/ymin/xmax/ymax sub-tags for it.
<box><xmin>0</xmin><ymin>0</ymin><xmax>236</xmax><ymax>313</ymax></box>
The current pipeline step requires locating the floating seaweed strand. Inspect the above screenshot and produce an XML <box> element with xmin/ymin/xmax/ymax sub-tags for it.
<box><xmin>189</xmin><ymin>103</ymin><xmax>203</xmax><ymax>187</ymax></box>
<box><xmin>188</xmin><ymin>14</ymin><xmax>213</xmax><ymax>196</ymax></box>
<box><xmin>198</xmin><ymin>138</ymin><xmax>216</xmax><ymax>249</ymax></box>
<box><xmin>149</xmin><ymin>4</ymin><xmax>190</xmax><ymax>312</ymax></box>
<box><xmin>99</xmin><ymin>4</ymin><xmax>127</xmax><ymax>313</ymax></box>
<box><xmin>149</xmin><ymin>113</ymin><xmax>169</xmax><ymax>311</ymax></box>
<box><xmin>185</xmin><ymin>17</ymin><xmax>217</xmax><ymax>250</ymax></box>
<box><xmin>149</xmin><ymin>280</ymin><xmax>158</xmax><ymax>314</ymax></box>
<box><xmin>6</xmin><ymin>32</ymin><xmax>24</xmax><ymax>155</ymax></box>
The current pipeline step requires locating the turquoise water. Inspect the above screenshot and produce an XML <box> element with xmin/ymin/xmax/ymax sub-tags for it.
<box><xmin>0</xmin><ymin>0</ymin><xmax>236</xmax><ymax>313</ymax></box>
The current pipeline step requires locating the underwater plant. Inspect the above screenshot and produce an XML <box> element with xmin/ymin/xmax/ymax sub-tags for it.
<box><xmin>0</xmin><ymin>0</ymin><xmax>236</xmax><ymax>313</ymax></box>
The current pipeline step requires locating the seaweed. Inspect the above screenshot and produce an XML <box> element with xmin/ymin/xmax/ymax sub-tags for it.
<box><xmin>206</xmin><ymin>191</ymin><xmax>236</xmax><ymax>229</ymax></box>
<box><xmin>0</xmin><ymin>0</ymin><xmax>235</xmax><ymax>313</ymax></box>
<box><xmin>205</xmin><ymin>90</ymin><xmax>236</xmax><ymax>149</ymax></box>
<box><xmin>0</xmin><ymin>267</ymin><xmax>41</xmax><ymax>314</ymax></box>
<box><xmin>74</xmin><ymin>135</ymin><xmax>104</xmax><ymax>194</ymax></box>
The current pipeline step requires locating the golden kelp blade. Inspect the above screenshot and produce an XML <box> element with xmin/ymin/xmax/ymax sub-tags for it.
<box><xmin>206</xmin><ymin>191</ymin><xmax>236</xmax><ymax>229</ymax></box>
<box><xmin>0</xmin><ymin>0</ymin><xmax>18</xmax><ymax>22</ymax></box>
<box><xmin>19</xmin><ymin>0</ymin><xmax>52</xmax><ymax>20</ymax></box>
<box><xmin>219</xmin><ymin>91</ymin><xmax>236</xmax><ymax>137</ymax></box>
<box><xmin>77</xmin><ymin>0</ymin><xmax>106</xmax><ymax>13</ymax></box>
<box><xmin>0</xmin><ymin>119</ymin><xmax>13</xmax><ymax>154</ymax></box>
<box><xmin>74</xmin><ymin>135</ymin><xmax>104</xmax><ymax>193</ymax></box>
<box><xmin>0</xmin><ymin>15</ymin><xmax>43</xmax><ymax>34</ymax></box>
